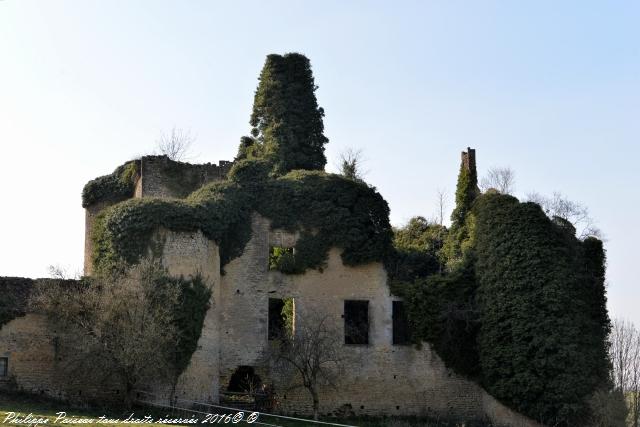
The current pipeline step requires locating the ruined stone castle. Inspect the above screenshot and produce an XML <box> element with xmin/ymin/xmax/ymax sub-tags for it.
<box><xmin>0</xmin><ymin>150</ymin><xmax>541</xmax><ymax>427</ymax></box>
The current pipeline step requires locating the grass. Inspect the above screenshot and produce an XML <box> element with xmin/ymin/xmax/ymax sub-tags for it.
<box><xmin>0</xmin><ymin>392</ymin><xmax>492</xmax><ymax>427</ymax></box>
<box><xmin>0</xmin><ymin>392</ymin><xmax>187</xmax><ymax>427</ymax></box>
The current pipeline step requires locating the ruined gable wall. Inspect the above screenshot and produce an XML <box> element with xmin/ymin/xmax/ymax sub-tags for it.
<box><xmin>217</xmin><ymin>214</ymin><xmax>542</xmax><ymax>427</ymax></box>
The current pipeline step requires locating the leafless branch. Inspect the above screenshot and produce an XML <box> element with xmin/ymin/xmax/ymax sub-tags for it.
<box><xmin>526</xmin><ymin>191</ymin><xmax>603</xmax><ymax>239</ymax></box>
<box><xmin>480</xmin><ymin>166</ymin><xmax>516</xmax><ymax>195</ymax></box>
<box><xmin>267</xmin><ymin>310</ymin><xmax>354</xmax><ymax>420</ymax></box>
<box><xmin>337</xmin><ymin>148</ymin><xmax>367</xmax><ymax>182</ymax></box>
<box><xmin>156</xmin><ymin>127</ymin><xmax>197</xmax><ymax>161</ymax></box>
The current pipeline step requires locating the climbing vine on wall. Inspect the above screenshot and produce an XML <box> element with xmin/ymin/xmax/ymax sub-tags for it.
<box><xmin>152</xmin><ymin>274</ymin><xmax>212</xmax><ymax>378</ymax></box>
<box><xmin>90</xmin><ymin>159</ymin><xmax>393</xmax><ymax>276</ymax></box>
<box><xmin>390</xmin><ymin>191</ymin><xmax>611</xmax><ymax>426</ymax></box>
<box><xmin>472</xmin><ymin>192</ymin><xmax>611</xmax><ymax>426</ymax></box>
<box><xmin>0</xmin><ymin>277</ymin><xmax>34</xmax><ymax>329</ymax></box>
<box><xmin>82</xmin><ymin>160</ymin><xmax>140</xmax><ymax>208</ymax></box>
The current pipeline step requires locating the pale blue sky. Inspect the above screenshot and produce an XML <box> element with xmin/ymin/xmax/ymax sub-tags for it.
<box><xmin>1</xmin><ymin>1</ymin><xmax>638</xmax><ymax>323</ymax></box>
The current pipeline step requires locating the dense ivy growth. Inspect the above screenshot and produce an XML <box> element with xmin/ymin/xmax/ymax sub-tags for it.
<box><xmin>152</xmin><ymin>274</ymin><xmax>212</xmax><ymax>377</ymax></box>
<box><xmin>82</xmin><ymin>160</ymin><xmax>140</xmax><ymax>208</ymax></box>
<box><xmin>391</xmin><ymin>217</ymin><xmax>446</xmax><ymax>279</ymax></box>
<box><xmin>91</xmin><ymin>160</ymin><xmax>392</xmax><ymax>276</ymax></box>
<box><xmin>156</xmin><ymin>157</ymin><xmax>213</xmax><ymax>198</ymax></box>
<box><xmin>237</xmin><ymin>53</ymin><xmax>329</xmax><ymax>174</ymax></box>
<box><xmin>391</xmin><ymin>191</ymin><xmax>611</xmax><ymax>426</ymax></box>
<box><xmin>390</xmin><ymin>153</ymin><xmax>610</xmax><ymax>426</ymax></box>
<box><xmin>81</xmin><ymin>50</ymin><xmax>612</xmax><ymax>426</ymax></box>
<box><xmin>1</xmin><ymin>278</ymin><xmax>84</xmax><ymax>330</ymax></box>
<box><xmin>450</xmin><ymin>158</ymin><xmax>478</xmax><ymax>230</ymax></box>
<box><xmin>389</xmin><ymin>215</ymin><xmax>479</xmax><ymax>377</ymax></box>
<box><xmin>473</xmin><ymin>193</ymin><xmax>611</xmax><ymax>426</ymax></box>
<box><xmin>91</xmin><ymin>181</ymin><xmax>255</xmax><ymax>275</ymax></box>
<box><xmin>391</xmin><ymin>260</ymin><xmax>480</xmax><ymax>378</ymax></box>
<box><xmin>0</xmin><ymin>277</ymin><xmax>34</xmax><ymax>329</ymax></box>
<box><xmin>442</xmin><ymin>155</ymin><xmax>479</xmax><ymax>268</ymax></box>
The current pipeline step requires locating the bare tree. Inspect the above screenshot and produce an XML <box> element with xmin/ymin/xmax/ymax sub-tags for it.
<box><xmin>435</xmin><ymin>188</ymin><xmax>448</xmax><ymax>227</ymax></box>
<box><xmin>156</xmin><ymin>127</ymin><xmax>196</xmax><ymax>161</ymax></box>
<box><xmin>268</xmin><ymin>311</ymin><xmax>350</xmax><ymax>420</ymax></box>
<box><xmin>611</xmin><ymin>318</ymin><xmax>640</xmax><ymax>427</ymax></box>
<box><xmin>480</xmin><ymin>167</ymin><xmax>516</xmax><ymax>194</ymax></box>
<box><xmin>526</xmin><ymin>191</ymin><xmax>602</xmax><ymax>239</ymax></box>
<box><xmin>589</xmin><ymin>388</ymin><xmax>629</xmax><ymax>427</ymax></box>
<box><xmin>338</xmin><ymin>148</ymin><xmax>366</xmax><ymax>182</ymax></box>
<box><xmin>47</xmin><ymin>264</ymin><xmax>82</xmax><ymax>280</ymax></box>
<box><xmin>31</xmin><ymin>261</ymin><xmax>179</xmax><ymax>407</ymax></box>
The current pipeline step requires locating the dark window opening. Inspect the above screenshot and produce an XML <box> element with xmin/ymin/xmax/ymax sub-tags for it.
<box><xmin>268</xmin><ymin>298</ymin><xmax>294</xmax><ymax>340</ymax></box>
<box><xmin>344</xmin><ymin>300</ymin><xmax>369</xmax><ymax>345</ymax></box>
<box><xmin>392</xmin><ymin>301</ymin><xmax>410</xmax><ymax>345</ymax></box>
<box><xmin>0</xmin><ymin>357</ymin><xmax>7</xmax><ymax>377</ymax></box>
<box><xmin>269</xmin><ymin>246</ymin><xmax>294</xmax><ymax>270</ymax></box>
<box><xmin>227</xmin><ymin>366</ymin><xmax>263</xmax><ymax>393</ymax></box>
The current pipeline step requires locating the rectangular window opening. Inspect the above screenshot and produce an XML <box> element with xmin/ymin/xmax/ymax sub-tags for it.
<box><xmin>269</xmin><ymin>246</ymin><xmax>294</xmax><ymax>271</ymax></box>
<box><xmin>0</xmin><ymin>357</ymin><xmax>7</xmax><ymax>377</ymax></box>
<box><xmin>268</xmin><ymin>298</ymin><xmax>294</xmax><ymax>340</ymax></box>
<box><xmin>392</xmin><ymin>301</ymin><xmax>410</xmax><ymax>345</ymax></box>
<box><xmin>344</xmin><ymin>300</ymin><xmax>369</xmax><ymax>345</ymax></box>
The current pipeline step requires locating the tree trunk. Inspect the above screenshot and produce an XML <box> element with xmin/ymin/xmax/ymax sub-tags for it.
<box><xmin>634</xmin><ymin>390</ymin><xmax>639</xmax><ymax>427</ymax></box>
<box><xmin>311</xmin><ymin>387</ymin><xmax>320</xmax><ymax>421</ymax></box>
<box><xmin>124</xmin><ymin>381</ymin><xmax>134</xmax><ymax>409</ymax></box>
<box><xmin>169</xmin><ymin>374</ymin><xmax>178</xmax><ymax>407</ymax></box>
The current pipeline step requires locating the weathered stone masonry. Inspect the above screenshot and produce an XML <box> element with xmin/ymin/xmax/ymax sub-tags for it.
<box><xmin>1</xmin><ymin>157</ymin><xmax>542</xmax><ymax>427</ymax></box>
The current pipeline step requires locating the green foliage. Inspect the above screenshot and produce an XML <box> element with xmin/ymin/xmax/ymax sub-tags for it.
<box><xmin>389</xmin><ymin>216</ymin><xmax>479</xmax><ymax>376</ymax></box>
<box><xmin>242</xmin><ymin>53</ymin><xmax>329</xmax><ymax>174</ymax></box>
<box><xmin>391</xmin><ymin>193</ymin><xmax>611</xmax><ymax>424</ymax></box>
<box><xmin>393</xmin><ymin>216</ymin><xmax>447</xmax><ymax>254</ymax></box>
<box><xmin>91</xmin><ymin>181</ymin><xmax>255</xmax><ymax>275</ymax></box>
<box><xmin>281</xmin><ymin>298</ymin><xmax>294</xmax><ymax>338</ymax></box>
<box><xmin>269</xmin><ymin>247</ymin><xmax>295</xmax><ymax>271</ymax></box>
<box><xmin>444</xmin><ymin>158</ymin><xmax>479</xmax><ymax>269</ymax></box>
<box><xmin>157</xmin><ymin>156</ymin><xmax>210</xmax><ymax>198</ymax></box>
<box><xmin>0</xmin><ymin>277</ymin><xmax>34</xmax><ymax>329</ymax></box>
<box><xmin>152</xmin><ymin>274</ymin><xmax>211</xmax><ymax>377</ymax></box>
<box><xmin>473</xmin><ymin>192</ymin><xmax>611</xmax><ymax>426</ymax></box>
<box><xmin>227</xmin><ymin>157</ymin><xmax>272</xmax><ymax>184</ymax></box>
<box><xmin>91</xmin><ymin>162</ymin><xmax>392</xmax><ymax>276</ymax></box>
<box><xmin>257</xmin><ymin>170</ymin><xmax>392</xmax><ymax>272</ymax></box>
<box><xmin>389</xmin><ymin>217</ymin><xmax>445</xmax><ymax>282</ymax></box>
<box><xmin>392</xmin><ymin>261</ymin><xmax>480</xmax><ymax>377</ymax></box>
<box><xmin>450</xmin><ymin>161</ymin><xmax>478</xmax><ymax>230</ymax></box>
<box><xmin>236</xmin><ymin>136</ymin><xmax>264</xmax><ymax>162</ymax></box>
<box><xmin>82</xmin><ymin>160</ymin><xmax>140</xmax><ymax>208</ymax></box>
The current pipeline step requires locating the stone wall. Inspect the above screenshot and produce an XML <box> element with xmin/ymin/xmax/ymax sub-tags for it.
<box><xmin>0</xmin><ymin>277</ymin><xmax>34</xmax><ymax>329</ymax></box>
<box><xmin>215</xmin><ymin>214</ymin><xmax>542</xmax><ymax>427</ymax></box>
<box><xmin>84</xmin><ymin>199</ymin><xmax>121</xmax><ymax>276</ymax></box>
<box><xmin>2</xmin><ymin>230</ymin><xmax>221</xmax><ymax>406</ymax></box>
<box><xmin>0</xmin><ymin>314</ymin><xmax>121</xmax><ymax>403</ymax></box>
<box><xmin>83</xmin><ymin>157</ymin><xmax>232</xmax><ymax>274</ymax></box>
<box><xmin>138</xmin><ymin>156</ymin><xmax>232</xmax><ymax>199</ymax></box>
<box><xmin>150</xmin><ymin>229</ymin><xmax>222</xmax><ymax>404</ymax></box>
<box><xmin>35</xmin><ymin>194</ymin><xmax>543</xmax><ymax>426</ymax></box>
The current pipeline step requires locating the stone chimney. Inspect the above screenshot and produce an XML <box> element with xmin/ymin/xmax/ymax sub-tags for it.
<box><xmin>461</xmin><ymin>147</ymin><xmax>476</xmax><ymax>174</ymax></box>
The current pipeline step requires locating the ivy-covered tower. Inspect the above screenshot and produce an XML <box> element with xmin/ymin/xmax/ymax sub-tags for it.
<box><xmin>237</xmin><ymin>53</ymin><xmax>329</xmax><ymax>175</ymax></box>
<box><xmin>450</xmin><ymin>147</ymin><xmax>479</xmax><ymax>229</ymax></box>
